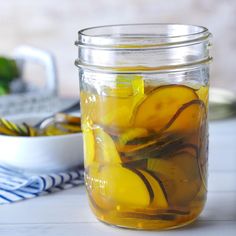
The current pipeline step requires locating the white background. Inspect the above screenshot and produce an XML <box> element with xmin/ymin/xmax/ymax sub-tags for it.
<box><xmin>0</xmin><ymin>0</ymin><xmax>235</xmax><ymax>97</ymax></box>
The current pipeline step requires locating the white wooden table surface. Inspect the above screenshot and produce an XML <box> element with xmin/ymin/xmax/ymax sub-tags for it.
<box><xmin>0</xmin><ymin>119</ymin><xmax>236</xmax><ymax>236</ymax></box>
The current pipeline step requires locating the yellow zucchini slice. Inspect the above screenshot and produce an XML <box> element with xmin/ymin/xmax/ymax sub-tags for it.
<box><xmin>133</xmin><ymin>85</ymin><xmax>198</xmax><ymax>132</ymax></box>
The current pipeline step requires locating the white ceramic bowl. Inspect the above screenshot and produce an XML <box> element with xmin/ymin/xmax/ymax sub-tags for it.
<box><xmin>0</xmin><ymin>114</ymin><xmax>84</xmax><ymax>174</ymax></box>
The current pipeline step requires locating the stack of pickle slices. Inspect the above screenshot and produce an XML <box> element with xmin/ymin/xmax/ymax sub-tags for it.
<box><xmin>0</xmin><ymin>113</ymin><xmax>81</xmax><ymax>137</ymax></box>
<box><xmin>82</xmin><ymin>77</ymin><xmax>208</xmax><ymax>223</ymax></box>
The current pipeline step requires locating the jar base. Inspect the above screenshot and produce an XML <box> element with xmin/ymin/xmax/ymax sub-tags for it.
<box><xmin>92</xmin><ymin>206</ymin><xmax>204</xmax><ymax>231</ymax></box>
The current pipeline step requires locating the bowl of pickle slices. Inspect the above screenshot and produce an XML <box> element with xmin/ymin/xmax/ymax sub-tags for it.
<box><xmin>0</xmin><ymin>113</ymin><xmax>83</xmax><ymax>173</ymax></box>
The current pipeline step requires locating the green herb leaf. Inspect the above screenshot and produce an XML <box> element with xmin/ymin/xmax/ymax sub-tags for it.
<box><xmin>0</xmin><ymin>57</ymin><xmax>20</xmax><ymax>82</ymax></box>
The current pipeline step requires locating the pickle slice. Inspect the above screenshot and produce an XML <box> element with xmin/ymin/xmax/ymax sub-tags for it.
<box><xmin>100</xmin><ymin>76</ymin><xmax>144</xmax><ymax>127</ymax></box>
<box><xmin>83</xmin><ymin>129</ymin><xmax>95</xmax><ymax>167</ymax></box>
<box><xmin>42</xmin><ymin>124</ymin><xmax>69</xmax><ymax>136</ymax></box>
<box><xmin>196</xmin><ymin>86</ymin><xmax>209</xmax><ymax>104</ymax></box>
<box><xmin>0</xmin><ymin>118</ymin><xmax>29</xmax><ymax>136</ymax></box>
<box><xmin>164</xmin><ymin>100</ymin><xmax>206</xmax><ymax>134</ymax></box>
<box><xmin>94</xmin><ymin>127</ymin><xmax>121</xmax><ymax>164</ymax></box>
<box><xmin>139</xmin><ymin>170</ymin><xmax>168</xmax><ymax>209</ymax></box>
<box><xmin>114</xmin><ymin>128</ymin><xmax>152</xmax><ymax>153</ymax></box>
<box><xmin>120</xmin><ymin>135</ymin><xmax>184</xmax><ymax>160</ymax></box>
<box><xmin>133</xmin><ymin>85</ymin><xmax>198</xmax><ymax>131</ymax></box>
<box><xmin>115</xmin><ymin>128</ymin><xmax>149</xmax><ymax>146</ymax></box>
<box><xmin>97</xmin><ymin>165</ymin><xmax>152</xmax><ymax>208</ymax></box>
<box><xmin>0</xmin><ymin>124</ymin><xmax>19</xmax><ymax>136</ymax></box>
<box><xmin>80</xmin><ymin>75</ymin><xmax>144</xmax><ymax>128</ymax></box>
<box><xmin>147</xmin><ymin>151</ymin><xmax>201</xmax><ymax>206</ymax></box>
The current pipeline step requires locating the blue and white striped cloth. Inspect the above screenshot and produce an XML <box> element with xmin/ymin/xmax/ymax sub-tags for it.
<box><xmin>0</xmin><ymin>165</ymin><xmax>84</xmax><ymax>205</ymax></box>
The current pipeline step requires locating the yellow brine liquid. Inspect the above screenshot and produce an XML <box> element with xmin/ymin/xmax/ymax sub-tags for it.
<box><xmin>80</xmin><ymin>75</ymin><xmax>208</xmax><ymax>230</ymax></box>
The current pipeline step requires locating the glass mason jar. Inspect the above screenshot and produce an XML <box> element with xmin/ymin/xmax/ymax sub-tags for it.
<box><xmin>75</xmin><ymin>24</ymin><xmax>212</xmax><ymax>230</ymax></box>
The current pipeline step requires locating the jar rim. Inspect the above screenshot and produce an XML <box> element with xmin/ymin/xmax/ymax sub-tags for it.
<box><xmin>77</xmin><ymin>23</ymin><xmax>210</xmax><ymax>49</ymax></box>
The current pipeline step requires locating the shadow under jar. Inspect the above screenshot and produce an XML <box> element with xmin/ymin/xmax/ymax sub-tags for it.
<box><xmin>75</xmin><ymin>24</ymin><xmax>212</xmax><ymax>230</ymax></box>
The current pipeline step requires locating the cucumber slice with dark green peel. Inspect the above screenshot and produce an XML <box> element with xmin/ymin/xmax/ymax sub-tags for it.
<box><xmin>126</xmin><ymin>168</ymin><xmax>154</xmax><ymax>205</ymax></box>
<box><xmin>116</xmin><ymin>100</ymin><xmax>206</xmax><ymax>161</ymax></box>
<box><xmin>147</xmin><ymin>151</ymin><xmax>202</xmax><ymax>206</ymax></box>
<box><xmin>138</xmin><ymin>169</ymin><xmax>168</xmax><ymax>209</ymax></box>
<box><xmin>114</xmin><ymin>131</ymin><xmax>174</xmax><ymax>152</ymax></box>
<box><xmin>22</xmin><ymin>123</ymin><xmax>37</xmax><ymax>136</ymax></box>
<box><xmin>160</xmin><ymin>99</ymin><xmax>207</xmax><ymax>134</ymax></box>
<box><xmin>122</xmin><ymin>159</ymin><xmax>147</xmax><ymax>169</ymax></box>
<box><xmin>116</xmin><ymin>128</ymin><xmax>149</xmax><ymax>145</ymax></box>
<box><xmin>133</xmin><ymin>85</ymin><xmax>198</xmax><ymax>132</ymax></box>
<box><xmin>87</xmin><ymin>164</ymin><xmax>153</xmax><ymax>208</ymax></box>
<box><xmin>120</xmin><ymin>136</ymin><xmax>185</xmax><ymax>160</ymax></box>
<box><xmin>125</xmin><ymin>132</ymin><xmax>159</xmax><ymax>145</ymax></box>
<box><xmin>0</xmin><ymin>118</ymin><xmax>29</xmax><ymax>136</ymax></box>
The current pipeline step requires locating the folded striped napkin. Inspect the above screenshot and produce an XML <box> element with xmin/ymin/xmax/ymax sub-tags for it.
<box><xmin>0</xmin><ymin>165</ymin><xmax>84</xmax><ymax>205</ymax></box>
